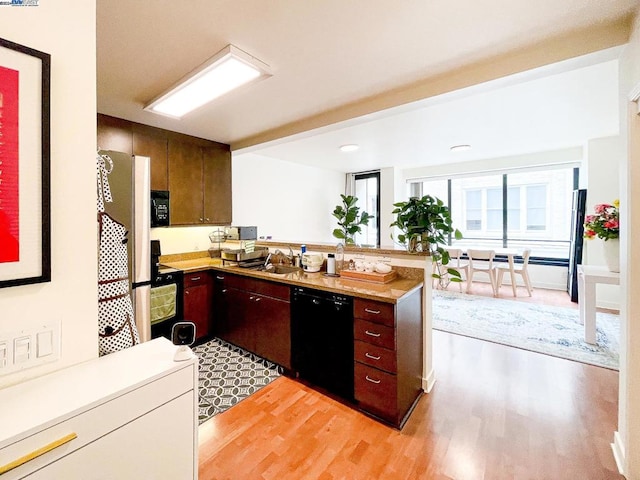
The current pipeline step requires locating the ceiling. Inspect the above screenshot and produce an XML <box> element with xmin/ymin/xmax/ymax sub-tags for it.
<box><xmin>97</xmin><ymin>1</ymin><xmax>636</xmax><ymax>172</ymax></box>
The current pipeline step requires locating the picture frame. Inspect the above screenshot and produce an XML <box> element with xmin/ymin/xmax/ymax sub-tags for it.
<box><xmin>0</xmin><ymin>37</ymin><xmax>50</xmax><ymax>288</ymax></box>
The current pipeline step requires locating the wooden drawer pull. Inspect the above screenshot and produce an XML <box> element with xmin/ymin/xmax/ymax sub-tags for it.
<box><xmin>364</xmin><ymin>308</ymin><xmax>381</xmax><ymax>314</ymax></box>
<box><xmin>365</xmin><ymin>330</ymin><xmax>381</xmax><ymax>337</ymax></box>
<box><xmin>365</xmin><ymin>352</ymin><xmax>381</xmax><ymax>360</ymax></box>
<box><xmin>0</xmin><ymin>432</ymin><xmax>78</xmax><ymax>475</ymax></box>
<box><xmin>365</xmin><ymin>375</ymin><xmax>381</xmax><ymax>384</ymax></box>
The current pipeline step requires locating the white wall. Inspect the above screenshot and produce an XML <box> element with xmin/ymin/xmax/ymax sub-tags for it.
<box><xmin>401</xmin><ymin>146</ymin><xmax>584</xmax><ymax>181</ymax></box>
<box><xmin>616</xmin><ymin>8</ymin><xmax>640</xmax><ymax>479</ymax></box>
<box><xmin>583</xmin><ymin>135</ymin><xmax>622</xmax><ymax>309</ymax></box>
<box><xmin>0</xmin><ymin>1</ymin><xmax>97</xmax><ymax>388</ymax></box>
<box><xmin>151</xmin><ymin>225</ymin><xmax>225</xmax><ymax>255</ymax></box>
<box><xmin>232</xmin><ymin>153</ymin><xmax>345</xmax><ymax>243</ymax></box>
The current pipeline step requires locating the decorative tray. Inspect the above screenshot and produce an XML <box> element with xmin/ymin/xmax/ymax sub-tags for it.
<box><xmin>339</xmin><ymin>269</ymin><xmax>397</xmax><ymax>283</ymax></box>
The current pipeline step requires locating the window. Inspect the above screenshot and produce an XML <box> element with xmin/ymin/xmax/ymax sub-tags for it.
<box><xmin>408</xmin><ymin>166</ymin><xmax>576</xmax><ymax>260</ymax></box>
<box><xmin>465</xmin><ymin>190</ymin><xmax>482</xmax><ymax>230</ymax></box>
<box><xmin>526</xmin><ymin>185</ymin><xmax>547</xmax><ymax>231</ymax></box>
<box><xmin>486</xmin><ymin>188</ymin><xmax>502</xmax><ymax>231</ymax></box>
<box><xmin>353</xmin><ymin>172</ymin><xmax>380</xmax><ymax>247</ymax></box>
<box><xmin>507</xmin><ymin>186</ymin><xmax>520</xmax><ymax>231</ymax></box>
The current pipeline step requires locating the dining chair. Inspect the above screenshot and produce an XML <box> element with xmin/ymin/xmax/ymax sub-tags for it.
<box><xmin>466</xmin><ymin>249</ymin><xmax>497</xmax><ymax>296</ymax></box>
<box><xmin>496</xmin><ymin>248</ymin><xmax>533</xmax><ymax>297</ymax></box>
<box><xmin>435</xmin><ymin>248</ymin><xmax>469</xmax><ymax>292</ymax></box>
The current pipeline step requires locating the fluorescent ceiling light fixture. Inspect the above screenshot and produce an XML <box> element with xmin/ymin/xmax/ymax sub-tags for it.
<box><xmin>144</xmin><ymin>44</ymin><xmax>271</xmax><ymax>118</ymax></box>
<box><xmin>340</xmin><ymin>144</ymin><xmax>360</xmax><ymax>152</ymax></box>
<box><xmin>450</xmin><ymin>144</ymin><xmax>471</xmax><ymax>152</ymax></box>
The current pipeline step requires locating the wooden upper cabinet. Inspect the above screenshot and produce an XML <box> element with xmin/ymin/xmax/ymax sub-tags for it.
<box><xmin>97</xmin><ymin>114</ymin><xmax>232</xmax><ymax>226</ymax></box>
<box><xmin>203</xmin><ymin>146</ymin><xmax>232</xmax><ymax>225</ymax></box>
<box><xmin>97</xmin><ymin>114</ymin><xmax>132</xmax><ymax>154</ymax></box>
<box><xmin>132</xmin><ymin>126</ymin><xmax>169</xmax><ymax>191</ymax></box>
<box><xmin>168</xmin><ymin>139</ymin><xmax>204</xmax><ymax>225</ymax></box>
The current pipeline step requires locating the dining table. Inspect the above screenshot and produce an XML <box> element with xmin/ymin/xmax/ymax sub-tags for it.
<box><xmin>443</xmin><ymin>246</ymin><xmax>523</xmax><ymax>297</ymax></box>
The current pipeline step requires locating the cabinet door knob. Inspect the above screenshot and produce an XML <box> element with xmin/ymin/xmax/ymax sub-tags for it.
<box><xmin>199</xmin><ymin>218</ymin><xmax>204</xmax><ymax>222</ymax></box>
<box><xmin>365</xmin><ymin>375</ymin><xmax>381</xmax><ymax>384</ymax></box>
<box><xmin>205</xmin><ymin>218</ymin><xmax>210</xmax><ymax>222</ymax></box>
<box><xmin>365</xmin><ymin>330</ymin><xmax>381</xmax><ymax>337</ymax></box>
<box><xmin>255</xmin><ymin>297</ymin><xmax>261</xmax><ymax>302</ymax></box>
<box><xmin>221</xmin><ymin>289</ymin><xmax>227</xmax><ymax>293</ymax></box>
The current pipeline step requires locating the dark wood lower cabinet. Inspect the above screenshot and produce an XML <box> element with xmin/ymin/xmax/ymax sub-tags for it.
<box><xmin>210</xmin><ymin>270</ymin><xmax>422</xmax><ymax>428</ymax></box>
<box><xmin>183</xmin><ymin>271</ymin><xmax>213</xmax><ymax>342</ymax></box>
<box><xmin>215</xmin><ymin>273</ymin><xmax>291</xmax><ymax>370</ymax></box>
<box><xmin>353</xmin><ymin>289</ymin><xmax>423</xmax><ymax>428</ymax></box>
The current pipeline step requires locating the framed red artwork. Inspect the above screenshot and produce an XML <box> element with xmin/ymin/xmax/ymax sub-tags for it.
<box><xmin>0</xmin><ymin>37</ymin><xmax>50</xmax><ymax>288</ymax></box>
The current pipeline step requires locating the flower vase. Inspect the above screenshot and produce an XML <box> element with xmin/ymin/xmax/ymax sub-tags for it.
<box><xmin>603</xmin><ymin>238</ymin><xmax>620</xmax><ymax>273</ymax></box>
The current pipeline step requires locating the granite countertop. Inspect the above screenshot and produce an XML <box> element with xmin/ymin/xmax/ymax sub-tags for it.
<box><xmin>161</xmin><ymin>257</ymin><xmax>423</xmax><ymax>304</ymax></box>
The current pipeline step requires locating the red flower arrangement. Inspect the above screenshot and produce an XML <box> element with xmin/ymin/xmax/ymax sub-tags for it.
<box><xmin>584</xmin><ymin>200</ymin><xmax>619</xmax><ymax>241</ymax></box>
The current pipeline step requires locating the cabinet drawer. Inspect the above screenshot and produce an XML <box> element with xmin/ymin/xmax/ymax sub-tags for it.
<box><xmin>354</xmin><ymin>298</ymin><xmax>394</xmax><ymax>327</ymax></box>
<box><xmin>225</xmin><ymin>274</ymin><xmax>289</xmax><ymax>301</ymax></box>
<box><xmin>0</xmin><ymin>366</ymin><xmax>194</xmax><ymax>479</ymax></box>
<box><xmin>354</xmin><ymin>363</ymin><xmax>397</xmax><ymax>421</ymax></box>
<box><xmin>183</xmin><ymin>271</ymin><xmax>210</xmax><ymax>287</ymax></box>
<box><xmin>354</xmin><ymin>318</ymin><xmax>395</xmax><ymax>350</ymax></box>
<box><xmin>354</xmin><ymin>340</ymin><xmax>396</xmax><ymax>373</ymax></box>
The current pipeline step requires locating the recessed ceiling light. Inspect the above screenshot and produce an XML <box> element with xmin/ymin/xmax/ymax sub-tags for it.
<box><xmin>340</xmin><ymin>144</ymin><xmax>360</xmax><ymax>152</ymax></box>
<box><xmin>144</xmin><ymin>44</ymin><xmax>271</xmax><ymax>119</ymax></box>
<box><xmin>450</xmin><ymin>144</ymin><xmax>471</xmax><ymax>152</ymax></box>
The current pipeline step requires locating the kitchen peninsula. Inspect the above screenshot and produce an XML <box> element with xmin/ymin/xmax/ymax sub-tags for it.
<box><xmin>161</xmin><ymin>245</ymin><xmax>428</xmax><ymax>429</ymax></box>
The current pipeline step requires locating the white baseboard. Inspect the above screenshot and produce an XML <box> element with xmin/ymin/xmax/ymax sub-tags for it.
<box><xmin>611</xmin><ymin>430</ymin><xmax>625</xmax><ymax>475</ymax></box>
<box><xmin>422</xmin><ymin>368</ymin><xmax>436</xmax><ymax>393</ymax></box>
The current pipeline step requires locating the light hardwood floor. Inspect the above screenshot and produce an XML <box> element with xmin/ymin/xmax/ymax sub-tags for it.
<box><xmin>199</xmin><ymin>287</ymin><xmax>621</xmax><ymax>479</ymax></box>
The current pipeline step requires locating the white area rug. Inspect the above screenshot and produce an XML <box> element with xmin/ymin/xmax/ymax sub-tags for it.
<box><xmin>432</xmin><ymin>290</ymin><xmax>620</xmax><ymax>370</ymax></box>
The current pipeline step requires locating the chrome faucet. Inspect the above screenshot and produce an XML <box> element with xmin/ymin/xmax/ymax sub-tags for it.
<box><xmin>273</xmin><ymin>247</ymin><xmax>295</xmax><ymax>265</ymax></box>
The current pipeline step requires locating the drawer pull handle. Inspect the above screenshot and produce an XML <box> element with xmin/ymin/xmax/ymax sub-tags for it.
<box><xmin>221</xmin><ymin>289</ymin><xmax>227</xmax><ymax>294</ymax></box>
<box><xmin>255</xmin><ymin>297</ymin><xmax>261</xmax><ymax>302</ymax></box>
<box><xmin>364</xmin><ymin>308</ymin><xmax>381</xmax><ymax>314</ymax></box>
<box><xmin>191</xmin><ymin>276</ymin><xmax>201</xmax><ymax>281</ymax></box>
<box><xmin>216</xmin><ymin>276</ymin><xmax>225</xmax><ymax>280</ymax></box>
<box><xmin>365</xmin><ymin>375</ymin><xmax>381</xmax><ymax>384</ymax></box>
<box><xmin>365</xmin><ymin>330</ymin><xmax>381</xmax><ymax>337</ymax></box>
<box><xmin>0</xmin><ymin>432</ymin><xmax>78</xmax><ymax>475</ymax></box>
<box><xmin>365</xmin><ymin>352</ymin><xmax>381</xmax><ymax>360</ymax></box>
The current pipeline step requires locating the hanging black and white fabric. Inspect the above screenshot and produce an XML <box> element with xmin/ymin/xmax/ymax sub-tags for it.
<box><xmin>97</xmin><ymin>152</ymin><xmax>140</xmax><ymax>356</ymax></box>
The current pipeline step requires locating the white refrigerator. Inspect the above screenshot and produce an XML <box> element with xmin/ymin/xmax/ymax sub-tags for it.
<box><xmin>99</xmin><ymin>150</ymin><xmax>152</xmax><ymax>342</ymax></box>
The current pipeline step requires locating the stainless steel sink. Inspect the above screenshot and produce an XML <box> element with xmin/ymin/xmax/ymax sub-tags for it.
<box><xmin>264</xmin><ymin>264</ymin><xmax>303</xmax><ymax>275</ymax></box>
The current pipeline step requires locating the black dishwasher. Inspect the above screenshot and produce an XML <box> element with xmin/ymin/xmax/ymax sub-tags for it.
<box><xmin>291</xmin><ymin>286</ymin><xmax>354</xmax><ymax>401</ymax></box>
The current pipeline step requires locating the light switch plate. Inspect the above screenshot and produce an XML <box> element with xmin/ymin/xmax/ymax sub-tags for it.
<box><xmin>0</xmin><ymin>341</ymin><xmax>7</xmax><ymax>369</ymax></box>
<box><xmin>0</xmin><ymin>319</ymin><xmax>60</xmax><ymax>376</ymax></box>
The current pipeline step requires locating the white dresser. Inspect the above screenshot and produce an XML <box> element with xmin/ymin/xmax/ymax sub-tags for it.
<box><xmin>0</xmin><ymin>337</ymin><xmax>198</xmax><ymax>479</ymax></box>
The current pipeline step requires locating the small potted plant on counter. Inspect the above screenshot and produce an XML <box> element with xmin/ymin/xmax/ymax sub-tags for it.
<box><xmin>390</xmin><ymin>195</ymin><xmax>463</xmax><ymax>288</ymax></box>
<box><xmin>332</xmin><ymin>194</ymin><xmax>371</xmax><ymax>245</ymax></box>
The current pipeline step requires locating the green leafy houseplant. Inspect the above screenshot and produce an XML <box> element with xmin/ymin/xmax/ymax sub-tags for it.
<box><xmin>332</xmin><ymin>194</ymin><xmax>371</xmax><ymax>245</ymax></box>
<box><xmin>390</xmin><ymin>195</ymin><xmax>463</xmax><ymax>287</ymax></box>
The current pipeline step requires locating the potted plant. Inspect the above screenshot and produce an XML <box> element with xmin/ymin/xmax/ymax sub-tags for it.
<box><xmin>584</xmin><ymin>199</ymin><xmax>620</xmax><ymax>272</ymax></box>
<box><xmin>332</xmin><ymin>194</ymin><xmax>371</xmax><ymax>245</ymax></box>
<box><xmin>390</xmin><ymin>195</ymin><xmax>463</xmax><ymax>287</ymax></box>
